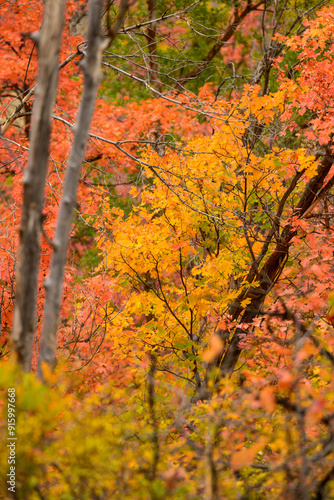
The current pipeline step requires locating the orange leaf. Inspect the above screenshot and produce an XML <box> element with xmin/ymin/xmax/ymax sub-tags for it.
<box><xmin>202</xmin><ymin>334</ymin><xmax>223</xmax><ymax>362</ymax></box>
<box><xmin>259</xmin><ymin>386</ymin><xmax>275</xmax><ymax>412</ymax></box>
<box><xmin>231</xmin><ymin>437</ymin><xmax>269</xmax><ymax>471</ymax></box>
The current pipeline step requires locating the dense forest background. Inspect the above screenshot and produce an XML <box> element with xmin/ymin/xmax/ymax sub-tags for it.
<box><xmin>1</xmin><ymin>0</ymin><xmax>334</xmax><ymax>498</ymax></box>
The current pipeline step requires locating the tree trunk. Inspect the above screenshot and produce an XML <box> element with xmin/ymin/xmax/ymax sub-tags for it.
<box><xmin>38</xmin><ymin>0</ymin><xmax>129</xmax><ymax>373</ymax></box>
<box><xmin>11</xmin><ymin>0</ymin><xmax>66</xmax><ymax>371</ymax></box>
<box><xmin>146</xmin><ymin>0</ymin><xmax>160</xmax><ymax>90</ymax></box>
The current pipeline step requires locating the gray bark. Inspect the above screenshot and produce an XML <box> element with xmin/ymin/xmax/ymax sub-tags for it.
<box><xmin>38</xmin><ymin>0</ymin><xmax>128</xmax><ymax>373</ymax></box>
<box><xmin>37</xmin><ymin>0</ymin><xmax>105</xmax><ymax>373</ymax></box>
<box><xmin>11</xmin><ymin>0</ymin><xmax>66</xmax><ymax>371</ymax></box>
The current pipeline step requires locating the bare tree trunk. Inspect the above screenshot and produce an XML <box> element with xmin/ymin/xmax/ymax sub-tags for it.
<box><xmin>146</xmin><ymin>0</ymin><xmax>160</xmax><ymax>90</ymax></box>
<box><xmin>38</xmin><ymin>0</ymin><xmax>129</xmax><ymax>373</ymax></box>
<box><xmin>11</xmin><ymin>0</ymin><xmax>66</xmax><ymax>371</ymax></box>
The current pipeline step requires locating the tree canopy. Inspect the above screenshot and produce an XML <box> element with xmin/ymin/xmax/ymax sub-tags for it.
<box><xmin>1</xmin><ymin>0</ymin><xmax>334</xmax><ymax>498</ymax></box>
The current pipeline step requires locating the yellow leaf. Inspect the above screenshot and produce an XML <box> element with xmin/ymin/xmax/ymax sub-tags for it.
<box><xmin>241</xmin><ymin>297</ymin><xmax>251</xmax><ymax>308</ymax></box>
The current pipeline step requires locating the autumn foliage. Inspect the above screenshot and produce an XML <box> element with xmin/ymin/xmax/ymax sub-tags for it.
<box><xmin>1</xmin><ymin>0</ymin><xmax>334</xmax><ymax>498</ymax></box>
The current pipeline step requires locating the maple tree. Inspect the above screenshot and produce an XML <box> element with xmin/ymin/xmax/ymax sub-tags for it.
<box><xmin>1</xmin><ymin>0</ymin><xmax>334</xmax><ymax>499</ymax></box>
